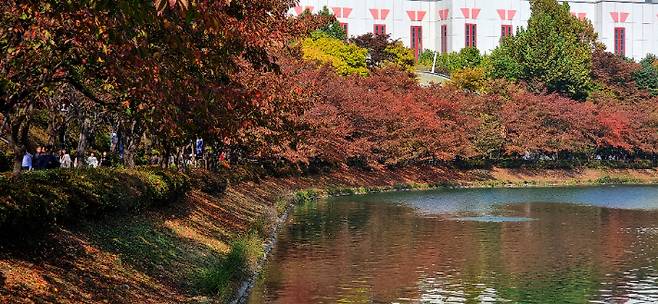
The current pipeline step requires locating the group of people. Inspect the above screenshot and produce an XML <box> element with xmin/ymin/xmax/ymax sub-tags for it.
<box><xmin>21</xmin><ymin>147</ymin><xmax>109</xmax><ymax>171</ymax></box>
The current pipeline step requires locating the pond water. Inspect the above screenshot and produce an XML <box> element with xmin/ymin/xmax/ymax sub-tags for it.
<box><xmin>248</xmin><ymin>185</ymin><xmax>658</xmax><ymax>303</ymax></box>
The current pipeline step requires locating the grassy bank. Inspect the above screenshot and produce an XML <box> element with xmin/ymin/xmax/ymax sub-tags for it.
<box><xmin>2</xmin><ymin>166</ymin><xmax>658</xmax><ymax>303</ymax></box>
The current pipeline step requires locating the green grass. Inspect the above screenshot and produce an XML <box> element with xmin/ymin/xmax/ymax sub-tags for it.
<box><xmin>594</xmin><ymin>175</ymin><xmax>642</xmax><ymax>185</ymax></box>
<box><xmin>274</xmin><ymin>198</ymin><xmax>288</xmax><ymax>215</ymax></box>
<box><xmin>195</xmin><ymin>232</ymin><xmax>263</xmax><ymax>301</ymax></box>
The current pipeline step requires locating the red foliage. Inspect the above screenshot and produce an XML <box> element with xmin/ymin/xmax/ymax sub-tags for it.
<box><xmin>591</xmin><ymin>50</ymin><xmax>649</xmax><ymax>102</ymax></box>
<box><xmin>500</xmin><ymin>92</ymin><xmax>599</xmax><ymax>155</ymax></box>
<box><xmin>291</xmin><ymin>67</ymin><xmax>475</xmax><ymax>166</ymax></box>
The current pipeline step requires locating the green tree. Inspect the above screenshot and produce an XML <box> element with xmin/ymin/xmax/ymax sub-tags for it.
<box><xmin>382</xmin><ymin>41</ymin><xmax>415</xmax><ymax>72</ymax></box>
<box><xmin>485</xmin><ymin>45</ymin><xmax>523</xmax><ymax>81</ymax></box>
<box><xmin>488</xmin><ymin>0</ymin><xmax>599</xmax><ymax>100</ymax></box>
<box><xmin>308</xmin><ymin>7</ymin><xmax>346</xmax><ymax>40</ymax></box>
<box><xmin>416</xmin><ymin>49</ymin><xmax>435</xmax><ymax>68</ymax></box>
<box><xmin>634</xmin><ymin>55</ymin><xmax>658</xmax><ymax>96</ymax></box>
<box><xmin>430</xmin><ymin>48</ymin><xmax>482</xmax><ymax>74</ymax></box>
<box><xmin>455</xmin><ymin>47</ymin><xmax>483</xmax><ymax>69</ymax></box>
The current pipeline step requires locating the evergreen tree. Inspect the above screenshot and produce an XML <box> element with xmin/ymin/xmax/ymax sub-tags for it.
<box><xmin>634</xmin><ymin>55</ymin><xmax>658</xmax><ymax>96</ymax></box>
<box><xmin>304</xmin><ymin>7</ymin><xmax>347</xmax><ymax>40</ymax></box>
<box><xmin>488</xmin><ymin>0</ymin><xmax>600</xmax><ymax>100</ymax></box>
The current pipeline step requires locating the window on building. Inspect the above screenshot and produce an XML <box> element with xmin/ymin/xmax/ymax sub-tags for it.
<box><xmin>374</xmin><ymin>24</ymin><xmax>386</xmax><ymax>36</ymax></box>
<box><xmin>614</xmin><ymin>27</ymin><xmax>625</xmax><ymax>56</ymax></box>
<box><xmin>411</xmin><ymin>26</ymin><xmax>423</xmax><ymax>60</ymax></box>
<box><xmin>441</xmin><ymin>25</ymin><xmax>448</xmax><ymax>54</ymax></box>
<box><xmin>340</xmin><ymin>22</ymin><xmax>348</xmax><ymax>36</ymax></box>
<box><xmin>465</xmin><ymin>23</ymin><xmax>477</xmax><ymax>48</ymax></box>
<box><xmin>501</xmin><ymin>25</ymin><xmax>513</xmax><ymax>39</ymax></box>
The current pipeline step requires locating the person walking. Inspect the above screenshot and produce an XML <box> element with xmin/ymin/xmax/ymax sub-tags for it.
<box><xmin>33</xmin><ymin>146</ymin><xmax>44</xmax><ymax>170</ymax></box>
<box><xmin>60</xmin><ymin>149</ymin><xmax>72</xmax><ymax>168</ymax></box>
<box><xmin>21</xmin><ymin>150</ymin><xmax>33</xmax><ymax>171</ymax></box>
<box><xmin>87</xmin><ymin>152</ymin><xmax>99</xmax><ymax>168</ymax></box>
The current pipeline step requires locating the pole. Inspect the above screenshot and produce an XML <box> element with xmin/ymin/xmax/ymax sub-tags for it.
<box><xmin>431</xmin><ymin>50</ymin><xmax>439</xmax><ymax>74</ymax></box>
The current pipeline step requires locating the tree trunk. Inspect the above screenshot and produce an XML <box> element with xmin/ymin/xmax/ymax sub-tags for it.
<box><xmin>124</xmin><ymin>148</ymin><xmax>136</xmax><ymax>167</ymax></box>
<box><xmin>76</xmin><ymin>117</ymin><xmax>91</xmax><ymax>167</ymax></box>
<box><xmin>162</xmin><ymin>146</ymin><xmax>171</xmax><ymax>168</ymax></box>
<box><xmin>47</xmin><ymin>118</ymin><xmax>58</xmax><ymax>148</ymax></box>
<box><xmin>10</xmin><ymin>120</ymin><xmax>30</xmax><ymax>176</ymax></box>
<box><xmin>122</xmin><ymin>119</ymin><xmax>143</xmax><ymax>168</ymax></box>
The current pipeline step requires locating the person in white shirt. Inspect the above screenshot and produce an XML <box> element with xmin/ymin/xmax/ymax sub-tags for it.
<box><xmin>87</xmin><ymin>152</ymin><xmax>99</xmax><ymax>168</ymax></box>
<box><xmin>60</xmin><ymin>149</ymin><xmax>72</xmax><ymax>168</ymax></box>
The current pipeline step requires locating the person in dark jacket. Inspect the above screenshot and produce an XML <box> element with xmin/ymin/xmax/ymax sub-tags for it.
<box><xmin>33</xmin><ymin>146</ymin><xmax>44</xmax><ymax>170</ymax></box>
<box><xmin>100</xmin><ymin>152</ymin><xmax>112</xmax><ymax>167</ymax></box>
<box><xmin>44</xmin><ymin>147</ymin><xmax>60</xmax><ymax>169</ymax></box>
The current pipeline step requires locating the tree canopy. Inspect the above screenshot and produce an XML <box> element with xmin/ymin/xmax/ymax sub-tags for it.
<box><xmin>488</xmin><ymin>0</ymin><xmax>599</xmax><ymax>99</ymax></box>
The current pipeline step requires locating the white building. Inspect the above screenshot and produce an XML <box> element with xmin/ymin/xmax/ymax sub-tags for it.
<box><xmin>292</xmin><ymin>0</ymin><xmax>658</xmax><ymax>60</ymax></box>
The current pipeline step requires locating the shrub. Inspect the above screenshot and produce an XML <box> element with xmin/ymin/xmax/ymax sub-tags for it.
<box><xmin>293</xmin><ymin>189</ymin><xmax>322</xmax><ymax>203</ymax></box>
<box><xmin>428</xmin><ymin>47</ymin><xmax>482</xmax><ymax>74</ymax></box>
<box><xmin>594</xmin><ymin>175</ymin><xmax>641</xmax><ymax>185</ymax></box>
<box><xmin>417</xmin><ymin>49</ymin><xmax>435</xmax><ymax>68</ymax></box>
<box><xmin>449</xmin><ymin>67</ymin><xmax>487</xmax><ymax>92</ymax></box>
<box><xmin>0</xmin><ymin>168</ymin><xmax>190</xmax><ymax>236</ymax></box>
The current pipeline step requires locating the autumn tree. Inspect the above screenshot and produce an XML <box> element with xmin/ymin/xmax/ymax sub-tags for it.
<box><xmin>500</xmin><ymin>92</ymin><xmax>598</xmax><ymax>156</ymax></box>
<box><xmin>0</xmin><ymin>1</ymin><xmax>110</xmax><ymax>174</ymax></box>
<box><xmin>349</xmin><ymin>34</ymin><xmax>414</xmax><ymax>71</ymax></box>
<box><xmin>295</xmin><ymin>65</ymin><xmax>475</xmax><ymax>166</ymax></box>
<box><xmin>590</xmin><ymin>49</ymin><xmax>645</xmax><ymax>102</ymax></box>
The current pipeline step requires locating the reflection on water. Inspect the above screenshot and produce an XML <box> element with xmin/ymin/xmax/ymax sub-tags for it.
<box><xmin>248</xmin><ymin>185</ymin><xmax>658</xmax><ymax>303</ymax></box>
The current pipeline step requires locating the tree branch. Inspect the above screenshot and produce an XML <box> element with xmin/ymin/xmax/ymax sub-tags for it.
<box><xmin>66</xmin><ymin>76</ymin><xmax>105</xmax><ymax>105</ymax></box>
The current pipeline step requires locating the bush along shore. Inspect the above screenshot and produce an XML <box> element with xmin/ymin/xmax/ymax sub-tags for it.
<box><xmin>0</xmin><ymin>168</ymin><xmax>189</xmax><ymax>237</ymax></box>
<box><xmin>2</xmin><ymin>166</ymin><xmax>658</xmax><ymax>303</ymax></box>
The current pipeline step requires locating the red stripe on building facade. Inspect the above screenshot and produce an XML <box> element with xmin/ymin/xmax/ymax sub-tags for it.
<box><xmin>407</xmin><ymin>10</ymin><xmax>426</xmax><ymax>21</ymax></box>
